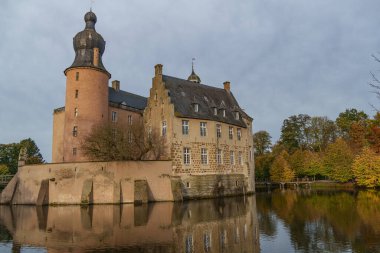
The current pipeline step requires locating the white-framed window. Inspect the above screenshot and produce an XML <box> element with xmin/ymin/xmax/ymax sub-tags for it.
<box><xmin>183</xmin><ymin>147</ymin><xmax>191</xmax><ymax>165</ymax></box>
<box><xmin>230</xmin><ymin>151</ymin><xmax>235</xmax><ymax>165</ymax></box>
<box><xmin>194</xmin><ymin>103</ymin><xmax>199</xmax><ymax>112</ymax></box>
<box><xmin>229</xmin><ymin>127</ymin><xmax>233</xmax><ymax>140</ymax></box>
<box><xmin>216</xmin><ymin>124</ymin><xmax>222</xmax><ymax>138</ymax></box>
<box><xmin>162</xmin><ymin>120</ymin><xmax>167</xmax><ymax>136</ymax></box>
<box><xmin>72</xmin><ymin>126</ymin><xmax>78</xmax><ymax>137</ymax></box>
<box><xmin>200</xmin><ymin>122</ymin><xmax>207</xmax><ymax>136</ymax></box>
<box><xmin>182</xmin><ymin>120</ymin><xmax>189</xmax><ymax>135</ymax></box>
<box><xmin>237</xmin><ymin>128</ymin><xmax>241</xmax><ymax>141</ymax></box>
<box><xmin>128</xmin><ymin>115</ymin><xmax>132</xmax><ymax>125</ymax></box>
<box><xmin>204</xmin><ymin>233</ymin><xmax>212</xmax><ymax>252</ymax></box>
<box><xmin>201</xmin><ymin>148</ymin><xmax>208</xmax><ymax>165</ymax></box>
<box><xmin>72</xmin><ymin>147</ymin><xmax>77</xmax><ymax>156</ymax></box>
<box><xmin>238</xmin><ymin>151</ymin><xmax>243</xmax><ymax>165</ymax></box>
<box><xmin>235</xmin><ymin>111</ymin><xmax>240</xmax><ymax>120</ymax></box>
<box><xmin>222</xmin><ymin>109</ymin><xmax>226</xmax><ymax>117</ymax></box>
<box><xmin>217</xmin><ymin>149</ymin><xmax>222</xmax><ymax>164</ymax></box>
<box><xmin>214</xmin><ymin>108</ymin><xmax>218</xmax><ymax>116</ymax></box>
<box><xmin>74</xmin><ymin>108</ymin><xmax>78</xmax><ymax>117</ymax></box>
<box><xmin>128</xmin><ymin>131</ymin><xmax>133</xmax><ymax>143</ymax></box>
<box><xmin>111</xmin><ymin>111</ymin><xmax>117</xmax><ymax>122</ymax></box>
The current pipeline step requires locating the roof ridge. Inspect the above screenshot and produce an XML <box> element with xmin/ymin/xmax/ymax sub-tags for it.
<box><xmin>163</xmin><ymin>75</ymin><xmax>226</xmax><ymax>92</ymax></box>
<box><xmin>108</xmin><ymin>87</ymin><xmax>147</xmax><ymax>100</ymax></box>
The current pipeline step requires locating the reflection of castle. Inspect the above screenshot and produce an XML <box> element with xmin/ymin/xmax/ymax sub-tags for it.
<box><xmin>0</xmin><ymin>197</ymin><xmax>259</xmax><ymax>252</ymax></box>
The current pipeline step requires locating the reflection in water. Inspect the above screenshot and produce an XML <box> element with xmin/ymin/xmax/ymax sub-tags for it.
<box><xmin>0</xmin><ymin>197</ymin><xmax>259</xmax><ymax>253</ymax></box>
<box><xmin>257</xmin><ymin>189</ymin><xmax>380</xmax><ymax>253</ymax></box>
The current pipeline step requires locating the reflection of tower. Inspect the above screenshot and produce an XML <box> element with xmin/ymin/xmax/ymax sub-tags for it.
<box><xmin>62</xmin><ymin>11</ymin><xmax>111</xmax><ymax>162</ymax></box>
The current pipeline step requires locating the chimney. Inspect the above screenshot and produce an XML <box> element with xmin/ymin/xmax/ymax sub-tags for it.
<box><xmin>112</xmin><ymin>80</ymin><xmax>120</xmax><ymax>92</ymax></box>
<box><xmin>223</xmin><ymin>81</ymin><xmax>231</xmax><ymax>92</ymax></box>
<box><xmin>93</xmin><ymin>48</ymin><xmax>100</xmax><ymax>67</ymax></box>
<box><xmin>155</xmin><ymin>64</ymin><xmax>163</xmax><ymax>77</ymax></box>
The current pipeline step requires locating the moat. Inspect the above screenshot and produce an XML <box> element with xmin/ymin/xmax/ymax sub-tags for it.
<box><xmin>0</xmin><ymin>189</ymin><xmax>379</xmax><ymax>253</ymax></box>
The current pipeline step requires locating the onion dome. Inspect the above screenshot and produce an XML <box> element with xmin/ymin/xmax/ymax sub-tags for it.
<box><xmin>65</xmin><ymin>11</ymin><xmax>110</xmax><ymax>76</ymax></box>
<box><xmin>187</xmin><ymin>62</ymin><xmax>201</xmax><ymax>83</ymax></box>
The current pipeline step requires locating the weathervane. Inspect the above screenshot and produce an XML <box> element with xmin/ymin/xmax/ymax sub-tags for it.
<box><xmin>90</xmin><ymin>0</ymin><xmax>95</xmax><ymax>11</ymax></box>
<box><xmin>192</xmin><ymin>58</ymin><xmax>196</xmax><ymax>71</ymax></box>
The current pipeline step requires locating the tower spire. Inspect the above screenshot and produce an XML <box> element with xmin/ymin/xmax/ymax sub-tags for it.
<box><xmin>187</xmin><ymin>58</ymin><xmax>201</xmax><ymax>83</ymax></box>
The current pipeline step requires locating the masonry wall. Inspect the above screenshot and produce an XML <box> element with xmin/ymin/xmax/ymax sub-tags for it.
<box><xmin>0</xmin><ymin>161</ymin><xmax>174</xmax><ymax>205</ymax></box>
<box><xmin>52</xmin><ymin>109</ymin><xmax>65</xmax><ymax>163</ymax></box>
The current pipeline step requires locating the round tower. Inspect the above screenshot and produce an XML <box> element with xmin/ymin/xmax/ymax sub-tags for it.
<box><xmin>62</xmin><ymin>11</ymin><xmax>111</xmax><ymax>162</ymax></box>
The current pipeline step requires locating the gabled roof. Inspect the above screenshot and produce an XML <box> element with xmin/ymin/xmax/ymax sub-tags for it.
<box><xmin>108</xmin><ymin>87</ymin><xmax>147</xmax><ymax>110</ymax></box>
<box><xmin>162</xmin><ymin>75</ymin><xmax>248</xmax><ymax>128</ymax></box>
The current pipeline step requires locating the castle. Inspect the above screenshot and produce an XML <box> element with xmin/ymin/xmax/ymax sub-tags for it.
<box><xmin>0</xmin><ymin>10</ymin><xmax>255</xmax><ymax>204</ymax></box>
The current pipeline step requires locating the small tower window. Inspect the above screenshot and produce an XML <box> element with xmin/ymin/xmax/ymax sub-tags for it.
<box><xmin>76</xmin><ymin>72</ymin><xmax>79</xmax><ymax>81</ymax></box>
<box><xmin>74</xmin><ymin>108</ymin><xmax>78</xmax><ymax>117</ymax></box>
<box><xmin>194</xmin><ymin>104</ymin><xmax>199</xmax><ymax>112</ymax></box>
<box><xmin>75</xmin><ymin>90</ymin><xmax>79</xmax><ymax>98</ymax></box>
<box><xmin>128</xmin><ymin>115</ymin><xmax>132</xmax><ymax>125</ymax></box>
<box><xmin>72</xmin><ymin>126</ymin><xmax>78</xmax><ymax>137</ymax></box>
<box><xmin>72</xmin><ymin>148</ymin><xmax>77</xmax><ymax>156</ymax></box>
<box><xmin>162</xmin><ymin>120</ymin><xmax>167</xmax><ymax>136</ymax></box>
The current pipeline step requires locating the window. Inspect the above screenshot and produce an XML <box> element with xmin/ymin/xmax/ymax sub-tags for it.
<box><xmin>185</xmin><ymin>235</ymin><xmax>193</xmax><ymax>253</ymax></box>
<box><xmin>72</xmin><ymin>126</ymin><xmax>78</xmax><ymax>137</ymax></box>
<box><xmin>200</xmin><ymin>122</ymin><xmax>207</xmax><ymax>136</ymax></box>
<box><xmin>230</xmin><ymin>151</ymin><xmax>235</xmax><ymax>165</ymax></box>
<box><xmin>72</xmin><ymin>148</ymin><xmax>77</xmax><ymax>156</ymax></box>
<box><xmin>186</xmin><ymin>182</ymin><xmax>191</xmax><ymax>188</ymax></box>
<box><xmin>183</xmin><ymin>147</ymin><xmax>191</xmax><ymax>165</ymax></box>
<box><xmin>201</xmin><ymin>148</ymin><xmax>208</xmax><ymax>164</ymax></box>
<box><xmin>214</xmin><ymin>107</ymin><xmax>218</xmax><ymax>116</ymax></box>
<box><xmin>128</xmin><ymin>131</ymin><xmax>132</xmax><ymax>143</ymax></box>
<box><xmin>75</xmin><ymin>72</ymin><xmax>79</xmax><ymax>81</ymax></box>
<box><xmin>162</xmin><ymin>121</ymin><xmax>167</xmax><ymax>136</ymax></box>
<box><xmin>217</xmin><ymin>149</ymin><xmax>222</xmax><ymax>164</ymax></box>
<box><xmin>75</xmin><ymin>90</ymin><xmax>78</xmax><ymax>98</ymax></box>
<box><xmin>229</xmin><ymin>127</ymin><xmax>233</xmax><ymax>140</ymax></box>
<box><xmin>216</xmin><ymin>124</ymin><xmax>222</xmax><ymax>138</ymax></box>
<box><xmin>235</xmin><ymin>111</ymin><xmax>240</xmax><ymax>120</ymax></box>
<box><xmin>222</xmin><ymin>109</ymin><xmax>226</xmax><ymax>117</ymax></box>
<box><xmin>182</xmin><ymin>120</ymin><xmax>189</xmax><ymax>135</ymax></box>
<box><xmin>148</xmin><ymin>126</ymin><xmax>152</xmax><ymax>139</ymax></box>
<box><xmin>111</xmin><ymin>111</ymin><xmax>117</xmax><ymax>122</ymax></box>
<box><xmin>128</xmin><ymin>115</ymin><xmax>132</xmax><ymax>125</ymax></box>
<box><xmin>238</xmin><ymin>151</ymin><xmax>243</xmax><ymax>165</ymax></box>
<box><xmin>204</xmin><ymin>233</ymin><xmax>212</xmax><ymax>252</ymax></box>
<box><xmin>154</xmin><ymin>91</ymin><xmax>158</xmax><ymax>101</ymax></box>
<box><xmin>237</xmin><ymin>128</ymin><xmax>241</xmax><ymax>141</ymax></box>
<box><xmin>194</xmin><ymin>103</ymin><xmax>199</xmax><ymax>112</ymax></box>
<box><xmin>74</xmin><ymin>108</ymin><xmax>78</xmax><ymax>117</ymax></box>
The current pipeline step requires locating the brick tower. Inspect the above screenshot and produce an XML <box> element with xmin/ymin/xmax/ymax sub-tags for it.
<box><xmin>61</xmin><ymin>11</ymin><xmax>111</xmax><ymax>162</ymax></box>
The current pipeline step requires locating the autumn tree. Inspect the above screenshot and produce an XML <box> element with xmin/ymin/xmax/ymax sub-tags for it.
<box><xmin>352</xmin><ymin>147</ymin><xmax>380</xmax><ymax>188</ymax></box>
<box><xmin>253</xmin><ymin>130</ymin><xmax>272</xmax><ymax>156</ymax></box>
<box><xmin>367</xmin><ymin>112</ymin><xmax>380</xmax><ymax>153</ymax></box>
<box><xmin>270</xmin><ymin>150</ymin><xmax>295</xmax><ymax>182</ymax></box>
<box><xmin>336</xmin><ymin>109</ymin><xmax>368</xmax><ymax>139</ymax></box>
<box><xmin>323</xmin><ymin>139</ymin><xmax>354</xmax><ymax>182</ymax></box>
<box><xmin>81</xmin><ymin>121</ymin><xmax>166</xmax><ymax>161</ymax></box>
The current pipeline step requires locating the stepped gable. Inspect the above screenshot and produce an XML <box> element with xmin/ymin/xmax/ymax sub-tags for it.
<box><xmin>162</xmin><ymin>75</ymin><xmax>247</xmax><ymax>128</ymax></box>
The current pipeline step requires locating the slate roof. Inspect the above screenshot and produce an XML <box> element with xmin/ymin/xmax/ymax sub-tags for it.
<box><xmin>108</xmin><ymin>87</ymin><xmax>147</xmax><ymax>111</ymax></box>
<box><xmin>162</xmin><ymin>75</ymin><xmax>249</xmax><ymax>128</ymax></box>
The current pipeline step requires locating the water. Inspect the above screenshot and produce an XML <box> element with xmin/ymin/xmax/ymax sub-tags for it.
<box><xmin>0</xmin><ymin>189</ymin><xmax>379</xmax><ymax>253</ymax></box>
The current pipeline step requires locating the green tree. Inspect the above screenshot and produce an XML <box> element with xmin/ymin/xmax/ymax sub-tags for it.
<box><xmin>336</xmin><ymin>109</ymin><xmax>368</xmax><ymax>139</ymax></box>
<box><xmin>323</xmin><ymin>139</ymin><xmax>354</xmax><ymax>182</ymax></box>
<box><xmin>270</xmin><ymin>150</ymin><xmax>295</xmax><ymax>182</ymax></box>
<box><xmin>352</xmin><ymin>147</ymin><xmax>380</xmax><ymax>188</ymax></box>
<box><xmin>309</xmin><ymin>116</ymin><xmax>337</xmax><ymax>152</ymax></box>
<box><xmin>253</xmin><ymin>131</ymin><xmax>272</xmax><ymax>156</ymax></box>
<box><xmin>0</xmin><ymin>143</ymin><xmax>20</xmax><ymax>174</ymax></box>
<box><xmin>0</xmin><ymin>164</ymin><xmax>10</xmax><ymax>175</ymax></box>
<box><xmin>19</xmin><ymin>138</ymin><xmax>44</xmax><ymax>164</ymax></box>
<box><xmin>255</xmin><ymin>153</ymin><xmax>274</xmax><ymax>181</ymax></box>
<box><xmin>280</xmin><ymin>114</ymin><xmax>311</xmax><ymax>153</ymax></box>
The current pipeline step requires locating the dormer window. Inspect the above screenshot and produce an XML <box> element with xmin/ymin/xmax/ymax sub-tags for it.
<box><xmin>222</xmin><ymin>109</ymin><xmax>226</xmax><ymax>118</ymax></box>
<box><xmin>194</xmin><ymin>103</ymin><xmax>199</xmax><ymax>113</ymax></box>
<box><xmin>235</xmin><ymin>111</ymin><xmax>240</xmax><ymax>120</ymax></box>
<box><xmin>214</xmin><ymin>107</ymin><xmax>218</xmax><ymax>116</ymax></box>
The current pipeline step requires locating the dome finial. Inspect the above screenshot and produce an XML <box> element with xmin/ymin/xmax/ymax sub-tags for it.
<box><xmin>84</xmin><ymin>9</ymin><xmax>97</xmax><ymax>30</ymax></box>
<box><xmin>188</xmin><ymin>58</ymin><xmax>201</xmax><ymax>83</ymax></box>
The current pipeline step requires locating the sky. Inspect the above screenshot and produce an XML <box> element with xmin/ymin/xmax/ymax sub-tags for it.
<box><xmin>1</xmin><ymin>0</ymin><xmax>380</xmax><ymax>162</ymax></box>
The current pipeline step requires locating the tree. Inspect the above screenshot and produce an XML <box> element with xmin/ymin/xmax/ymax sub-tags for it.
<box><xmin>280</xmin><ymin>114</ymin><xmax>311</xmax><ymax>153</ymax></box>
<box><xmin>19</xmin><ymin>138</ymin><xmax>44</xmax><ymax>164</ymax></box>
<box><xmin>0</xmin><ymin>164</ymin><xmax>10</xmax><ymax>175</ymax></box>
<box><xmin>0</xmin><ymin>143</ymin><xmax>20</xmax><ymax>174</ymax></box>
<box><xmin>323</xmin><ymin>139</ymin><xmax>354</xmax><ymax>182</ymax></box>
<box><xmin>348</xmin><ymin>122</ymin><xmax>367</xmax><ymax>154</ymax></box>
<box><xmin>367</xmin><ymin>112</ymin><xmax>380</xmax><ymax>153</ymax></box>
<box><xmin>253</xmin><ymin>131</ymin><xmax>272</xmax><ymax>156</ymax></box>
<box><xmin>352</xmin><ymin>147</ymin><xmax>380</xmax><ymax>188</ymax></box>
<box><xmin>81</xmin><ymin>121</ymin><xmax>166</xmax><ymax>161</ymax></box>
<box><xmin>270</xmin><ymin>150</ymin><xmax>295</xmax><ymax>182</ymax></box>
<box><xmin>255</xmin><ymin>153</ymin><xmax>274</xmax><ymax>181</ymax></box>
<box><xmin>309</xmin><ymin>116</ymin><xmax>337</xmax><ymax>152</ymax></box>
<box><xmin>336</xmin><ymin>109</ymin><xmax>368</xmax><ymax>139</ymax></box>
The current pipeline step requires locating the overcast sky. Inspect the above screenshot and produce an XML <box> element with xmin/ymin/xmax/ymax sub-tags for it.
<box><xmin>1</xmin><ymin>0</ymin><xmax>380</xmax><ymax>162</ymax></box>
